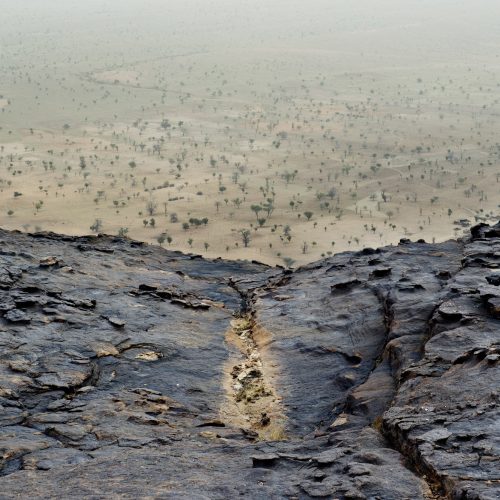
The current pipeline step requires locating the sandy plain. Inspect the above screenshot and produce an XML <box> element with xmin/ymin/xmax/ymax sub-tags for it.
<box><xmin>1</xmin><ymin>0</ymin><xmax>499</xmax><ymax>266</ymax></box>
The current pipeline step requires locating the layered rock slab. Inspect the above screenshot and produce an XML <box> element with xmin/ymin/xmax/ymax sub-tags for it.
<box><xmin>0</xmin><ymin>225</ymin><xmax>498</xmax><ymax>499</ymax></box>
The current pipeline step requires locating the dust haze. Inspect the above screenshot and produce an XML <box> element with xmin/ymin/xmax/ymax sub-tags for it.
<box><xmin>1</xmin><ymin>0</ymin><xmax>499</xmax><ymax>265</ymax></box>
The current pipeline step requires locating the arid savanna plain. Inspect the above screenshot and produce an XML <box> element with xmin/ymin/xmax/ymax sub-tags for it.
<box><xmin>1</xmin><ymin>0</ymin><xmax>499</xmax><ymax>265</ymax></box>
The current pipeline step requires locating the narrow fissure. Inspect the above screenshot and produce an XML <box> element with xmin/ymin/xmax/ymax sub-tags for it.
<box><xmin>221</xmin><ymin>313</ymin><xmax>287</xmax><ymax>441</ymax></box>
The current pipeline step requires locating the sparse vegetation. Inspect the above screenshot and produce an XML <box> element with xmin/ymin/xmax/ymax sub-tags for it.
<box><xmin>0</xmin><ymin>1</ymin><xmax>498</xmax><ymax>265</ymax></box>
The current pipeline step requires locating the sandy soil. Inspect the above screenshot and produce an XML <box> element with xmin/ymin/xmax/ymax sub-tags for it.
<box><xmin>1</xmin><ymin>1</ymin><xmax>499</xmax><ymax>266</ymax></box>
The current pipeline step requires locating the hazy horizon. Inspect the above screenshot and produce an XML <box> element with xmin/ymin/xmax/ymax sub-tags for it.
<box><xmin>1</xmin><ymin>0</ymin><xmax>499</xmax><ymax>265</ymax></box>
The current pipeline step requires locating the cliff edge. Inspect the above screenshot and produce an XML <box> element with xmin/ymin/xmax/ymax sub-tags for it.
<box><xmin>0</xmin><ymin>223</ymin><xmax>499</xmax><ymax>499</ymax></box>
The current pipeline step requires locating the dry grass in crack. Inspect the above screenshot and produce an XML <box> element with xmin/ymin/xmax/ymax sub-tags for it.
<box><xmin>221</xmin><ymin>316</ymin><xmax>287</xmax><ymax>441</ymax></box>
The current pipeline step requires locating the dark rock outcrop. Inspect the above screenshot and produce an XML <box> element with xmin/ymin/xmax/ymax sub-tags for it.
<box><xmin>0</xmin><ymin>223</ymin><xmax>498</xmax><ymax>499</ymax></box>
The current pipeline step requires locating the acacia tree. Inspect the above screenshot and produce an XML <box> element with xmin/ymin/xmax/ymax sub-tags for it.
<box><xmin>240</xmin><ymin>229</ymin><xmax>251</xmax><ymax>247</ymax></box>
<box><xmin>251</xmin><ymin>204</ymin><xmax>262</xmax><ymax>220</ymax></box>
<box><xmin>146</xmin><ymin>198</ymin><xmax>157</xmax><ymax>216</ymax></box>
<box><xmin>90</xmin><ymin>219</ymin><xmax>102</xmax><ymax>233</ymax></box>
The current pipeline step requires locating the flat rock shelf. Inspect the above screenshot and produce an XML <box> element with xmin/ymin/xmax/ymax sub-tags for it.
<box><xmin>0</xmin><ymin>222</ymin><xmax>499</xmax><ymax>499</ymax></box>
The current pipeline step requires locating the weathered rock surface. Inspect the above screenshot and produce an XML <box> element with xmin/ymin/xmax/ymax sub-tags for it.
<box><xmin>0</xmin><ymin>223</ymin><xmax>498</xmax><ymax>499</ymax></box>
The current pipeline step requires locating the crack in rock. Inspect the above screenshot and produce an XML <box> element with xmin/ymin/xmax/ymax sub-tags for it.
<box><xmin>221</xmin><ymin>315</ymin><xmax>287</xmax><ymax>441</ymax></box>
